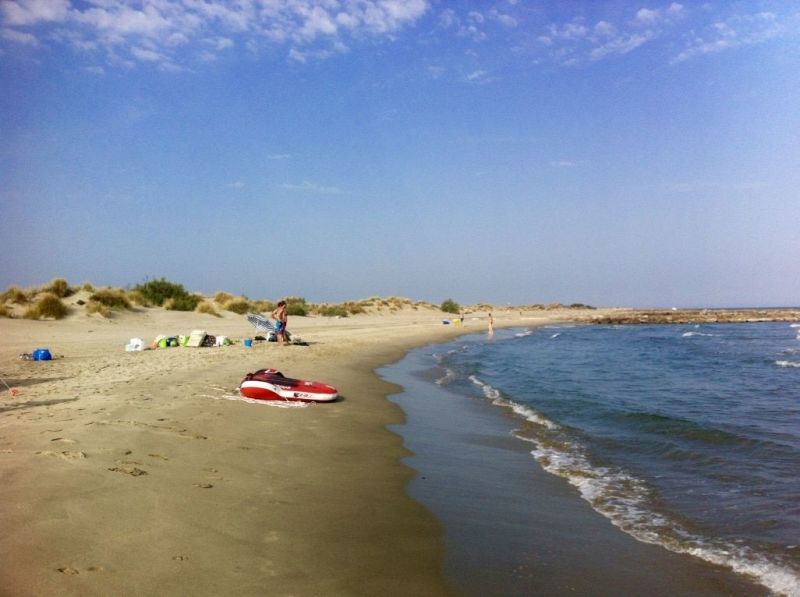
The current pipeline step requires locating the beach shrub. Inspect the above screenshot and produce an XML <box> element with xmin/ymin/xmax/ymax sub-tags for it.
<box><xmin>251</xmin><ymin>299</ymin><xmax>276</xmax><ymax>313</ymax></box>
<box><xmin>196</xmin><ymin>301</ymin><xmax>220</xmax><ymax>317</ymax></box>
<box><xmin>82</xmin><ymin>281</ymin><xmax>94</xmax><ymax>292</ymax></box>
<box><xmin>90</xmin><ymin>289</ymin><xmax>131</xmax><ymax>309</ymax></box>
<box><xmin>126</xmin><ymin>290</ymin><xmax>150</xmax><ymax>306</ymax></box>
<box><xmin>0</xmin><ymin>304</ymin><xmax>8</xmax><ymax>317</ymax></box>
<box><xmin>25</xmin><ymin>293</ymin><xmax>68</xmax><ymax>320</ymax></box>
<box><xmin>86</xmin><ymin>301</ymin><xmax>111</xmax><ymax>317</ymax></box>
<box><xmin>223</xmin><ymin>298</ymin><xmax>251</xmax><ymax>315</ymax></box>
<box><xmin>132</xmin><ymin>278</ymin><xmax>192</xmax><ymax>307</ymax></box>
<box><xmin>1</xmin><ymin>285</ymin><xmax>29</xmax><ymax>304</ymax></box>
<box><xmin>440</xmin><ymin>298</ymin><xmax>460</xmax><ymax>314</ymax></box>
<box><xmin>285</xmin><ymin>297</ymin><xmax>308</xmax><ymax>316</ymax></box>
<box><xmin>44</xmin><ymin>278</ymin><xmax>73</xmax><ymax>298</ymax></box>
<box><xmin>164</xmin><ymin>294</ymin><xmax>201</xmax><ymax>311</ymax></box>
<box><xmin>214</xmin><ymin>291</ymin><xmax>234</xmax><ymax>304</ymax></box>
<box><xmin>315</xmin><ymin>304</ymin><xmax>349</xmax><ymax>317</ymax></box>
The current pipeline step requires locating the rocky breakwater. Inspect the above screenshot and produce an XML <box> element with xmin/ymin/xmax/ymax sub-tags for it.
<box><xmin>588</xmin><ymin>309</ymin><xmax>800</xmax><ymax>325</ymax></box>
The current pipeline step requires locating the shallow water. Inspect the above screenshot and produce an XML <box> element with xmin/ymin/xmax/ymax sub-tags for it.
<box><xmin>383</xmin><ymin>323</ymin><xmax>800</xmax><ymax>596</ymax></box>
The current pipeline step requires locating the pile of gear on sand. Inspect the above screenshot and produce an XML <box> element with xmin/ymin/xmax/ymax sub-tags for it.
<box><xmin>125</xmin><ymin>328</ymin><xmax>304</xmax><ymax>352</ymax></box>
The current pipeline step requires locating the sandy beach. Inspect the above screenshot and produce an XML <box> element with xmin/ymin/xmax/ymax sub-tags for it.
<box><xmin>0</xmin><ymin>304</ymin><xmax>589</xmax><ymax>596</ymax></box>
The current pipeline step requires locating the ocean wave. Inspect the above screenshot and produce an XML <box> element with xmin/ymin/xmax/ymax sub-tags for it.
<box><xmin>515</xmin><ymin>437</ymin><xmax>800</xmax><ymax>596</ymax></box>
<box><xmin>435</xmin><ymin>367</ymin><xmax>457</xmax><ymax>385</ymax></box>
<box><xmin>682</xmin><ymin>331</ymin><xmax>715</xmax><ymax>337</ymax></box>
<box><xmin>621</xmin><ymin>411</ymin><xmax>754</xmax><ymax>446</ymax></box>
<box><xmin>468</xmin><ymin>375</ymin><xmax>559</xmax><ymax>430</ymax></box>
<box><xmin>514</xmin><ymin>329</ymin><xmax>533</xmax><ymax>337</ymax></box>
<box><xmin>776</xmin><ymin>361</ymin><xmax>800</xmax><ymax>368</ymax></box>
<box><xmin>790</xmin><ymin>324</ymin><xmax>800</xmax><ymax>328</ymax></box>
<box><xmin>550</xmin><ymin>333</ymin><xmax>561</xmax><ymax>339</ymax></box>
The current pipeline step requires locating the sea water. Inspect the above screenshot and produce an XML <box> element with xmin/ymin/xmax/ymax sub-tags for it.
<box><xmin>386</xmin><ymin>323</ymin><xmax>800</xmax><ymax>596</ymax></box>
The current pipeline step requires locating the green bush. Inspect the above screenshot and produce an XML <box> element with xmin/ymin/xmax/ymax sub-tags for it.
<box><xmin>90</xmin><ymin>289</ymin><xmax>131</xmax><ymax>309</ymax></box>
<box><xmin>164</xmin><ymin>294</ymin><xmax>201</xmax><ymax>311</ymax></box>
<box><xmin>25</xmin><ymin>293</ymin><xmax>68</xmax><ymax>320</ymax></box>
<box><xmin>126</xmin><ymin>290</ymin><xmax>150</xmax><ymax>306</ymax></box>
<box><xmin>440</xmin><ymin>298</ymin><xmax>460</xmax><ymax>314</ymax></box>
<box><xmin>224</xmin><ymin>298</ymin><xmax>251</xmax><ymax>314</ymax></box>
<box><xmin>132</xmin><ymin>278</ymin><xmax>192</xmax><ymax>307</ymax></box>
<box><xmin>285</xmin><ymin>297</ymin><xmax>308</xmax><ymax>316</ymax></box>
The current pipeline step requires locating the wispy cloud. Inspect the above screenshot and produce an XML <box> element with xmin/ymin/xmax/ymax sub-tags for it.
<box><xmin>671</xmin><ymin>11</ymin><xmax>792</xmax><ymax>63</ymax></box>
<box><xmin>227</xmin><ymin>181</ymin><xmax>245</xmax><ymax>189</ymax></box>
<box><xmin>537</xmin><ymin>3</ymin><xmax>687</xmax><ymax>66</ymax></box>
<box><xmin>266</xmin><ymin>153</ymin><xmax>292</xmax><ymax>161</ymax></box>
<box><xmin>0</xmin><ymin>0</ymin><xmax>430</xmax><ymax>70</ymax></box>
<box><xmin>280</xmin><ymin>181</ymin><xmax>343</xmax><ymax>195</ymax></box>
<box><xmin>549</xmin><ymin>160</ymin><xmax>579</xmax><ymax>168</ymax></box>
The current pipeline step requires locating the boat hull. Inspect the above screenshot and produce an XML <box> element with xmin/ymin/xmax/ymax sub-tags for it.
<box><xmin>239</xmin><ymin>370</ymin><xmax>338</xmax><ymax>403</ymax></box>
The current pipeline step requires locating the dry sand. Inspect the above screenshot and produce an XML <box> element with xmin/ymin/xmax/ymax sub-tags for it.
<box><xmin>0</xmin><ymin>306</ymin><xmax>597</xmax><ymax>596</ymax></box>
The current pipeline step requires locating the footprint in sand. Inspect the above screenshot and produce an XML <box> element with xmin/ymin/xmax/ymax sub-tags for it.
<box><xmin>148</xmin><ymin>453</ymin><xmax>169</xmax><ymax>460</ymax></box>
<box><xmin>193</xmin><ymin>483</ymin><xmax>213</xmax><ymax>489</ymax></box>
<box><xmin>50</xmin><ymin>437</ymin><xmax>76</xmax><ymax>444</ymax></box>
<box><xmin>172</xmin><ymin>555</ymin><xmax>189</xmax><ymax>561</ymax></box>
<box><xmin>57</xmin><ymin>567</ymin><xmax>80</xmax><ymax>575</ymax></box>
<box><xmin>108</xmin><ymin>465</ymin><xmax>147</xmax><ymax>476</ymax></box>
<box><xmin>37</xmin><ymin>450</ymin><xmax>86</xmax><ymax>460</ymax></box>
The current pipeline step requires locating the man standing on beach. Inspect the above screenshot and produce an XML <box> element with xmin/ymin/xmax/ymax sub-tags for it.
<box><xmin>272</xmin><ymin>300</ymin><xmax>288</xmax><ymax>345</ymax></box>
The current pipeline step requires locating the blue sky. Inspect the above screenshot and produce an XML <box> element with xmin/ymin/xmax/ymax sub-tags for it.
<box><xmin>2</xmin><ymin>1</ymin><xmax>799</xmax><ymax>307</ymax></box>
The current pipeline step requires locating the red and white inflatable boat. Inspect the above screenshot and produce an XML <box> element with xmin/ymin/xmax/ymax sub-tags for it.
<box><xmin>239</xmin><ymin>369</ymin><xmax>338</xmax><ymax>403</ymax></box>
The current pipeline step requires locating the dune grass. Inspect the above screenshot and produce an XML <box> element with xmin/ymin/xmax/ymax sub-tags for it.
<box><xmin>86</xmin><ymin>301</ymin><xmax>111</xmax><ymax>317</ymax></box>
<box><xmin>1</xmin><ymin>285</ymin><xmax>29</xmax><ymax>304</ymax></box>
<box><xmin>223</xmin><ymin>298</ymin><xmax>251</xmax><ymax>315</ymax></box>
<box><xmin>90</xmin><ymin>289</ymin><xmax>132</xmax><ymax>309</ymax></box>
<box><xmin>24</xmin><ymin>293</ymin><xmax>68</xmax><ymax>320</ymax></box>
<box><xmin>195</xmin><ymin>301</ymin><xmax>220</xmax><ymax>317</ymax></box>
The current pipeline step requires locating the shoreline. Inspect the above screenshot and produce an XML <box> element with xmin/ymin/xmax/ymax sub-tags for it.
<box><xmin>381</xmin><ymin>328</ymin><xmax>769</xmax><ymax>596</ymax></box>
<box><xmin>0</xmin><ymin>308</ymin><xmax>567</xmax><ymax>595</ymax></box>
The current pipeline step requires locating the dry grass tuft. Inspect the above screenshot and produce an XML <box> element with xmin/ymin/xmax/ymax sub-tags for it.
<box><xmin>1</xmin><ymin>285</ymin><xmax>29</xmax><ymax>304</ymax></box>
<box><xmin>195</xmin><ymin>301</ymin><xmax>220</xmax><ymax>317</ymax></box>
<box><xmin>251</xmin><ymin>299</ymin><xmax>276</xmax><ymax>313</ymax></box>
<box><xmin>44</xmin><ymin>277</ymin><xmax>73</xmax><ymax>298</ymax></box>
<box><xmin>86</xmin><ymin>301</ymin><xmax>111</xmax><ymax>317</ymax></box>
<box><xmin>25</xmin><ymin>293</ymin><xmax>68</xmax><ymax>320</ymax></box>
<box><xmin>90</xmin><ymin>288</ymin><xmax>131</xmax><ymax>309</ymax></box>
<box><xmin>82</xmin><ymin>281</ymin><xmax>94</xmax><ymax>292</ymax></box>
<box><xmin>0</xmin><ymin>303</ymin><xmax>11</xmax><ymax>318</ymax></box>
<box><xmin>223</xmin><ymin>298</ymin><xmax>251</xmax><ymax>315</ymax></box>
<box><xmin>214</xmin><ymin>291</ymin><xmax>234</xmax><ymax>304</ymax></box>
<box><xmin>126</xmin><ymin>290</ymin><xmax>150</xmax><ymax>306</ymax></box>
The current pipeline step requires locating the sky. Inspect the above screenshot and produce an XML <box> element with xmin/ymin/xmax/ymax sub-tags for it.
<box><xmin>1</xmin><ymin>0</ymin><xmax>799</xmax><ymax>308</ymax></box>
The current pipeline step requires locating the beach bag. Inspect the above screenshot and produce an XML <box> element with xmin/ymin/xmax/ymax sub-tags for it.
<box><xmin>201</xmin><ymin>334</ymin><xmax>216</xmax><ymax>347</ymax></box>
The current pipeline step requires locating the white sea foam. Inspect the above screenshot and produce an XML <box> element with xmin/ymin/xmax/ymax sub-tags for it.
<box><xmin>511</xmin><ymin>436</ymin><xmax>800</xmax><ymax>596</ymax></box>
<box><xmin>776</xmin><ymin>361</ymin><xmax>800</xmax><ymax>368</ymax></box>
<box><xmin>550</xmin><ymin>333</ymin><xmax>561</xmax><ymax>339</ymax></box>
<box><xmin>435</xmin><ymin>367</ymin><xmax>457</xmax><ymax>385</ymax></box>
<box><xmin>790</xmin><ymin>324</ymin><xmax>800</xmax><ymax>328</ymax></box>
<box><xmin>468</xmin><ymin>375</ymin><xmax>559</xmax><ymax>430</ymax></box>
<box><xmin>682</xmin><ymin>331</ymin><xmax>715</xmax><ymax>337</ymax></box>
<box><xmin>515</xmin><ymin>329</ymin><xmax>533</xmax><ymax>337</ymax></box>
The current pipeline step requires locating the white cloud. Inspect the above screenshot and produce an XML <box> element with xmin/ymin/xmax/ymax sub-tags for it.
<box><xmin>1</xmin><ymin>0</ymin><xmax>70</xmax><ymax>26</ymax></box>
<box><xmin>280</xmin><ymin>181</ymin><xmax>343</xmax><ymax>195</ymax></box>
<box><xmin>266</xmin><ymin>153</ymin><xmax>292</xmax><ymax>160</ymax></box>
<box><xmin>1</xmin><ymin>26</ymin><xmax>38</xmax><ymax>45</ymax></box>
<box><xmin>549</xmin><ymin>160</ymin><xmax>579</xmax><ymax>168</ymax></box>
<box><xmin>0</xmin><ymin>0</ymin><xmax>430</xmax><ymax>70</ymax></box>
<box><xmin>228</xmin><ymin>181</ymin><xmax>245</xmax><ymax>189</ymax></box>
<box><xmin>672</xmin><ymin>11</ymin><xmax>789</xmax><ymax>63</ymax></box>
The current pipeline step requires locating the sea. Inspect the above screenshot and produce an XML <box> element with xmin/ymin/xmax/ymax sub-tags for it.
<box><xmin>381</xmin><ymin>322</ymin><xmax>800</xmax><ymax>596</ymax></box>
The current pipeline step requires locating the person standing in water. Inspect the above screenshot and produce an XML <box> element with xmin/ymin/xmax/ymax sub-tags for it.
<box><xmin>272</xmin><ymin>300</ymin><xmax>288</xmax><ymax>345</ymax></box>
<box><xmin>488</xmin><ymin>312</ymin><xmax>494</xmax><ymax>336</ymax></box>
